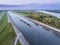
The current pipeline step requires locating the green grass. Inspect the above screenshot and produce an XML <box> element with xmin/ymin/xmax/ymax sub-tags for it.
<box><xmin>0</xmin><ymin>12</ymin><xmax>8</xmax><ymax>32</ymax></box>
<box><xmin>0</xmin><ymin>23</ymin><xmax>16</xmax><ymax>45</ymax></box>
<box><xmin>14</xmin><ymin>11</ymin><xmax>28</xmax><ymax>16</ymax></box>
<box><xmin>17</xmin><ymin>41</ymin><xmax>21</xmax><ymax>45</ymax></box>
<box><xmin>0</xmin><ymin>12</ymin><xmax>3</xmax><ymax>19</ymax></box>
<box><xmin>0</xmin><ymin>12</ymin><xmax>21</xmax><ymax>45</ymax></box>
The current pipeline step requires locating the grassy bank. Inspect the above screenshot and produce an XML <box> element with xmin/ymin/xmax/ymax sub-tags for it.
<box><xmin>27</xmin><ymin>12</ymin><xmax>60</xmax><ymax>29</ymax></box>
<box><xmin>0</xmin><ymin>12</ymin><xmax>20</xmax><ymax>45</ymax></box>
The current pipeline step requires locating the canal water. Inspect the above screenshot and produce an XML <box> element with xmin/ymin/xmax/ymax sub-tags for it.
<box><xmin>37</xmin><ymin>10</ymin><xmax>60</xmax><ymax>18</ymax></box>
<box><xmin>9</xmin><ymin>12</ymin><xmax>60</xmax><ymax>45</ymax></box>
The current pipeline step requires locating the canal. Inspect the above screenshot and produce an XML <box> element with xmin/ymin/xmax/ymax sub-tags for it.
<box><xmin>9</xmin><ymin>12</ymin><xmax>60</xmax><ymax>45</ymax></box>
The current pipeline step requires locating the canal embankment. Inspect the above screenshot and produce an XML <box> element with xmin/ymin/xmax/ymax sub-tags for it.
<box><xmin>26</xmin><ymin>17</ymin><xmax>60</xmax><ymax>34</ymax></box>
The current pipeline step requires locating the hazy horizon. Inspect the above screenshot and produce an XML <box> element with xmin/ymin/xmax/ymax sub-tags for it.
<box><xmin>0</xmin><ymin>0</ymin><xmax>60</xmax><ymax>5</ymax></box>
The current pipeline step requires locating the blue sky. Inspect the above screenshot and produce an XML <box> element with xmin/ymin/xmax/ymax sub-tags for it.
<box><xmin>0</xmin><ymin>0</ymin><xmax>60</xmax><ymax>5</ymax></box>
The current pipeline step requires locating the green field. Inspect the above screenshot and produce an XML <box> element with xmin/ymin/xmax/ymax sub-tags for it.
<box><xmin>0</xmin><ymin>11</ymin><xmax>20</xmax><ymax>45</ymax></box>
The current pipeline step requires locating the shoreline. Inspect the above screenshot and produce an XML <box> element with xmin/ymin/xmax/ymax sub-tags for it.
<box><xmin>26</xmin><ymin>17</ymin><xmax>60</xmax><ymax>33</ymax></box>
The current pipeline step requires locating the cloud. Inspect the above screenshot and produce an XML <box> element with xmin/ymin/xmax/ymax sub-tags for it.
<box><xmin>0</xmin><ymin>0</ymin><xmax>60</xmax><ymax>5</ymax></box>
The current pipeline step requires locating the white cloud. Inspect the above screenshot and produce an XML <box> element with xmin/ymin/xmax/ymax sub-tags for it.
<box><xmin>0</xmin><ymin>0</ymin><xmax>60</xmax><ymax>5</ymax></box>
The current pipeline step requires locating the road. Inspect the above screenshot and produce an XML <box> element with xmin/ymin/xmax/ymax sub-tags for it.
<box><xmin>8</xmin><ymin>11</ymin><xmax>60</xmax><ymax>45</ymax></box>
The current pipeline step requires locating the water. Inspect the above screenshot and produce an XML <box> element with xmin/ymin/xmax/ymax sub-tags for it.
<box><xmin>37</xmin><ymin>10</ymin><xmax>60</xmax><ymax>18</ymax></box>
<box><xmin>9</xmin><ymin>12</ymin><xmax>60</xmax><ymax>45</ymax></box>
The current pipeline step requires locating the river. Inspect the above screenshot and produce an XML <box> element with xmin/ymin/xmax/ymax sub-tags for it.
<box><xmin>37</xmin><ymin>10</ymin><xmax>60</xmax><ymax>18</ymax></box>
<box><xmin>9</xmin><ymin>12</ymin><xmax>60</xmax><ymax>45</ymax></box>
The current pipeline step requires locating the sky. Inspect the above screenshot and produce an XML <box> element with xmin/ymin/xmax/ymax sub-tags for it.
<box><xmin>0</xmin><ymin>0</ymin><xmax>60</xmax><ymax>5</ymax></box>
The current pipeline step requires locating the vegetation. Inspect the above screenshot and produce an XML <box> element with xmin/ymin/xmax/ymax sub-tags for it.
<box><xmin>27</xmin><ymin>12</ymin><xmax>60</xmax><ymax>29</ymax></box>
<box><xmin>16</xmin><ymin>11</ymin><xmax>60</xmax><ymax>29</ymax></box>
<box><xmin>0</xmin><ymin>11</ymin><xmax>20</xmax><ymax>45</ymax></box>
<box><xmin>13</xmin><ymin>10</ymin><xmax>36</xmax><ymax>16</ymax></box>
<box><xmin>45</xmin><ymin>10</ymin><xmax>60</xmax><ymax>13</ymax></box>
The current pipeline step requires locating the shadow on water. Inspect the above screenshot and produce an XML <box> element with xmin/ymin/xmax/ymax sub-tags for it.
<box><xmin>20</xmin><ymin>19</ymin><xmax>31</xmax><ymax>27</ymax></box>
<box><xmin>53</xmin><ymin>30</ymin><xmax>60</xmax><ymax>37</ymax></box>
<box><xmin>43</xmin><ymin>26</ymin><xmax>51</xmax><ymax>31</ymax></box>
<box><xmin>25</xmin><ymin>18</ymin><xmax>41</xmax><ymax>26</ymax></box>
<box><xmin>43</xmin><ymin>26</ymin><xmax>60</xmax><ymax>37</ymax></box>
